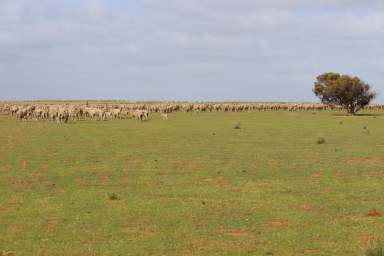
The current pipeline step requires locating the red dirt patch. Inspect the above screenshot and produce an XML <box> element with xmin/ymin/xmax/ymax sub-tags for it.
<box><xmin>217</xmin><ymin>176</ymin><xmax>229</xmax><ymax>185</ymax></box>
<box><xmin>296</xmin><ymin>204</ymin><xmax>311</xmax><ymax>211</ymax></box>
<box><xmin>98</xmin><ymin>176</ymin><xmax>110</xmax><ymax>185</ymax></box>
<box><xmin>367</xmin><ymin>208</ymin><xmax>381</xmax><ymax>217</ymax></box>
<box><xmin>267</xmin><ymin>162</ymin><xmax>282</xmax><ymax>168</ymax></box>
<box><xmin>9</xmin><ymin>180</ymin><xmax>33</xmax><ymax>192</ymax></box>
<box><xmin>311</xmin><ymin>171</ymin><xmax>323</xmax><ymax>178</ymax></box>
<box><xmin>202</xmin><ymin>177</ymin><xmax>230</xmax><ymax>187</ymax></box>
<box><xmin>124</xmin><ymin>227</ymin><xmax>155</xmax><ymax>239</ymax></box>
<box><xmin>176</xmin><ymin>162</ymin><xmax>200</xmax><ymax>172</ymax></box>
<box><xmin>20</xmin><ymin>160</ymin><xmax>27</xmax><ymax>169</ymax></box>
<box><xmin>47</xmin><ymin>219</ymin><xmax>60</xmax><ymax>234</ymax></box>
<box><xmin>225</xmin><ymin>228</ymin><xmax>249</xmax><ymax>237</ymax></box>
<box><xmin>303</xmin><ymin>249</ymin><xmax>320</xmax><ymax>254</ymax></box>
<box><xmin>167</xmin><ymin>158</ymin><xmax>201</xmax><ymax>172</ymax></box>
<box><xmin>269</xmin><ymin>221</ymin><xmax>290</xmax><ymax>228</ymax></box>
<box><xmin>1</xmin><ymin>251</ymin><xmax>14</xmax><ymax>256</ymax></box>
<box><xmin>127</xmin><ymin>159</ymin><xmax>144</xmax><ymax>164</ymax></box>
<box><xmin>37</xmin><ymin>164</ymin><xmax>48</xmax><ymax>172</ymax></box>
<box><xmin>348</xmin><ymin>157</ymin><xmax>384</xmax><ymax>165</ymax></box>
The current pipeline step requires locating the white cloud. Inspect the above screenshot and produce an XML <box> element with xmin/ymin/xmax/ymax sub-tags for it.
<box><xmin>0</xmin><ymin>0</ymin><xmax>383</xmax><ymax>101</ymax></box>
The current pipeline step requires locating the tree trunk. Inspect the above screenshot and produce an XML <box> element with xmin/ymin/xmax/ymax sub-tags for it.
<box><xmin>347</xmin><ymin>105</ymin><xmax>356</xmax><ymax>115</ymax></box>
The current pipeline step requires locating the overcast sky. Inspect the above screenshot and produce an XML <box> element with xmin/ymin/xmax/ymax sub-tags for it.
<box><xmin>0</xmin><ymin>0</ymin><xmax>383</xmax><ymax>102</ymax></box>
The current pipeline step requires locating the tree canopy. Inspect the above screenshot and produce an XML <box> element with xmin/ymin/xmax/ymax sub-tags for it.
<box><xmin>313</xmin><ymin>72</ymin><xmax>377</xmax><ymax>114</ymax></box>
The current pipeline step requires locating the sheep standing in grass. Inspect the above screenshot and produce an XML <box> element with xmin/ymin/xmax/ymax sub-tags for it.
<box><xmin>132</xmin><ymin>110</ymin><xmax>149</xmax><ymax>121</ymax></box>
<box><xmin>161</xmin><ymin>112</ymin><xmax>168</xmax><ymax>120</ymax></box>
<box><xmin>58</xmin><ymin>109</ymin><xmax>69</xmax><ymax>123</ymax></box>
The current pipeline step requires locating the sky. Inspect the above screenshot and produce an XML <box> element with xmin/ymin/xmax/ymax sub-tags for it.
<box><xmin>0</xmin><ymin>0</ymin><xmax>383</xmax><ymax>102</ymax></box>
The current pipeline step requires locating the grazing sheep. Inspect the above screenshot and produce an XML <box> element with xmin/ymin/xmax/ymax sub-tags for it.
<box><xmin>58</xmin><ymin>109</ymin><xmax>69</xmax><ymax>123</ymax></box>
<box><xmin>161</xmin><ymin>112</ymin><xmax>168</xmax><ymax>120</ymax></box>
<box><xmin>2</xmin><ymin>101</ymin><xmax>383</xmax><ymax>123</ymax></box>
<box><xmin>132</xmin><ymin>110</ymin><xmax>149</xmax><ymax>121</ymax></box>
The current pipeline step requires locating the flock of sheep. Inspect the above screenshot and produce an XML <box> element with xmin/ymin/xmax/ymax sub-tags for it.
<box><xmin>0</xmin><ymin>104</ymin><xmax>150</xmax><ymax>122</ymax></box>
<box><xmin>1</xmin><ymin>102</ymin><xmax>383</xmax><ymax>123</ymax></box>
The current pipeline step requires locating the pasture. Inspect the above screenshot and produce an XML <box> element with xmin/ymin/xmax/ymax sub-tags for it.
<box><xmin>0</xmin><ymin>110</ymin><xmax>384</xmax><ymax>255</ymax></box>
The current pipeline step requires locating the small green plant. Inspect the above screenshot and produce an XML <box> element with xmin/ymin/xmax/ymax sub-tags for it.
<box><xmin>366</xmin><ymin>240</ymin><xmax>384</xmax><ymax>256</ymax></box>
<box><xmin>234</xmin><ymin>122</ymin><xmax>241</xmax><ymax>129</ymax></box>
<box><xmin>108</xmin><ymin>193</ymin><xmax>119</xmax><ymax>201</ymax></box>
<box><xmin>317</xmin><ymin>137</ymin><xmax>326</xmax><ymax>144</ymax></box>
<box><xmin>363</xmin><ymin>126</ymin><xmax>368</xmax><ymax>130</ymax></box>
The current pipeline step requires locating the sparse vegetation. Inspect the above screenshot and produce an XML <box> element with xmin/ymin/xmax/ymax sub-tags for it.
<box><xmin>0</xmin><ymin>110</ymin><xmax>383</xmax><ymax>255</ymax></box>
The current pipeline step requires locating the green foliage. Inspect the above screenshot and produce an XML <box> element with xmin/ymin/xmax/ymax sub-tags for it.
<box><xmin>313</xmin><ymin>72</ymin><xmax>376</xmax><ymax>114</ymax></box>
<box><xmin>234</xmin><ymin>121</ymin><xmax>241</xmax><ymax>129</ymax></box>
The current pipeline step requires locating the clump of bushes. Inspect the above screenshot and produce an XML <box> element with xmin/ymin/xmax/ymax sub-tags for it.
<box><xmin>366</xmin><ymin>240</ymin><xmax>384</xmax><ymax>256</ymax></box>
<box><xmin>108</xmin><ymin>193</ymin><xmax>119</xmax><ymax>201</ymax></box>
<box><xmin>317</xmin><ymin>137</ymin><xmax>326</xmax><ymax>144</ymax></box>
<box><xmin>234</xmin><ymin>122</ymin><xmax>241</xmax><ymax>130</ymax></box>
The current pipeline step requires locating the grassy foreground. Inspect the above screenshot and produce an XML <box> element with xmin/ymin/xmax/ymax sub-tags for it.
<box><xmin>0</xmin><ymin>111</ymin><xmax>384</xmax><ymax>255</ymax></box>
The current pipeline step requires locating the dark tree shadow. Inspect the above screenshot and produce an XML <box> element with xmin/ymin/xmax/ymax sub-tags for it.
<box><xmin>332</xmin><ymin>113</ymin><xmax>383</xmax><ymax>117</ymax></box>
<box><xmin>355</xmin><ymin>113</ymin><xmax>383</xmax><ymax>117</ymax></box>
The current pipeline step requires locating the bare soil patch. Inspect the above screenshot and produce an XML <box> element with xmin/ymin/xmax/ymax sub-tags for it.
<box><xmin>47</xmin><ymin>219</ymin><xmax>60</xmax><ymax>234</ymax></box>
<box><xmin>367</xmin><ymin>208</ymin><xmax>381</xmax><ymax>217</ymax></box>
<box><xmin>98</xmin><ymin>176</ymin><xmax>111</xmax><ymax>185</ymax></box>
<box><xmin>1</xmin><ymin>251</ymin><xmax>15</xmax><ymax>256</ymax></box>
<box><xmin>269</xmin><ymin>221</ymin><xmax>290</xmax><ymax>228</ymax></box>
<box><xmin>311</xmin><ymin>171</ymin><xmax>323</xmax><ymax>178</ymax></box>
<box><xmin>225</xmin><ymin>228</ymin><xmax>249</xmax><ymax>237</ymax></box>
<box><xmin>20</xmin><ymin>159</ymin><xmax>27</xmax><ymax>169</ymax></box>
<box><xmin>348</xmin><ymin>157</ymin><xmax>384</xmax><ymax>165</ymax></box>
<box><xmin>296</xmin><ymin>204</ymin><xmax>311</xmax><ymax>211</ymax></box>
<box><xmin>168</xmin><ymin>158</ymin><xmax>201</xmax><ymax>172</ymax></box>
<box><xmin>127</xmin><ymin>159</ymin><xmax>144</xmax><ymax>164</ymax></box>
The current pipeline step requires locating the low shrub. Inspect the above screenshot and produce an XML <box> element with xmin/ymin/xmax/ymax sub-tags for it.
<box><xmin>108</xmin><ymin>193</ymin><xmax>119</xmax><ymax>201</ymax></box>
<box><xmin>317</xmin><ymin>137</ymin><xmax>326</xmax><ymax>144</ymax></box>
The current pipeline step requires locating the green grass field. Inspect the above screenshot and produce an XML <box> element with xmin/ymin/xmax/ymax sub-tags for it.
<box><xmin>1</xmin><ymin>111</ymin><xmax>384</xmax><ymax>255</ymax></box>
